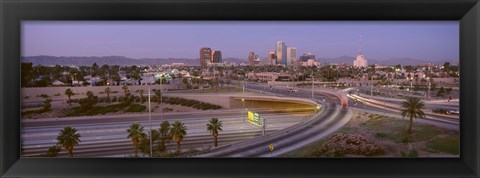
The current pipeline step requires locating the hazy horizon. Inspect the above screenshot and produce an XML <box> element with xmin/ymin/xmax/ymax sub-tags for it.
<box><xmin>22</xmin><ymin>21</ymin><xmax>459</xmax><ymax>61</ymax></box>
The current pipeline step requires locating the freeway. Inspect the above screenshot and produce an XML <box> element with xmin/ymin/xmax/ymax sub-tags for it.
<box><xmin>342</xmin><ymin>88</ymin><xmax>459</xmax><ymax>124</ymax></box>
<box><xmin>195</xmin><ymin>82</ymin><xmax>351</xmax><ymax>157</ymax></box>
<box><xmin>22</xmin><ymin>107</ymin><xmax>314</xmax><ymax>157</ymax></box>
<box><xmin>196</xmin><ymin>82</ymin><xmax>458</xmax><ymax>157</ymax></box>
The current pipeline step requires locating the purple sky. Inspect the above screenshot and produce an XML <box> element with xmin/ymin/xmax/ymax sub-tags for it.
<box><xmin>22</xmin><ymin>21</ymin><xmax>459</xmax><ymax>61</ymax></box>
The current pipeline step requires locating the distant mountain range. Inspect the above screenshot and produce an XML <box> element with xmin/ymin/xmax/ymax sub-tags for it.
<box><xmin>21</xmin><ymin>56</ymin><xmax>246</xmax><ymax>66</ymax></box>
<box><xmin>323</xmin><ymin>55</ymin><xmax>459</xmax><ymax>66</ymax></box>
<box><xmin>22</xmin><ymin>55</ymin><xmax>458</xmax><ymax>66</ymax></box>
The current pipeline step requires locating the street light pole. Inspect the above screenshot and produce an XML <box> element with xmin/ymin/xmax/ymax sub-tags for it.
<box><xmin>262</xmin><ymin>118</ymin><xmax>266</xmax><ymax>135</ymax></box>
<box><xmin>242</xmin><ymin>84</ymin><xmax>245</xmax><ymax>123</ymax></box>
<box><xmin>427</xmin><ymin>77</ymin><xmax>431</xmax><ymax>99</ymax></box>
<box><xmin>148</xmin><ymin>87</ymin><xmax>152</xmax><ymax>157</ymax></box>
<box><xmin>160</xmin><ymin>75</ymin><xmax>163</xmax><ymax>123</ymax></box>
<box><xmin>311</xmin><ymin>74</ymin><xmax>314</xmax><ymax>99</ymax></box>
<box><xmin>409</xmin><ymin>77</ymin><xmax>413</xmax><ymax>91</ymax></box>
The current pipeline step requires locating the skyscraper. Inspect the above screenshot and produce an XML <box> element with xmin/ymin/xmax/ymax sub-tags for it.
<box><xmin>200</xmin><ymin>47</ymin><xmax>212</xmax><ymax>68</ymax></box>
<box><xmin>212</xmin><ymin>50</ymin><xmax>222</xmax><ymax>63</ymax></box>
<box><xmin>248</xmin><ymin>52</ymin><xmax>256</xmax><ymax>65</ymax></box>
<box><xmin>276</xmin><ymin>41</ymin><xmax>287</xmax><ymax>65</ymax></box>
<box><xmin>287</xmin><ymin>47</ymin><xmax>296</xmax><ymax>65</ymax></box>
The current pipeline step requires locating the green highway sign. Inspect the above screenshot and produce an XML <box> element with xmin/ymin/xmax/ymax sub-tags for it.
<box><xmin>247</xmin><ymin>111</ymin><xmax>262</xmax><ymax>126</ymax></box>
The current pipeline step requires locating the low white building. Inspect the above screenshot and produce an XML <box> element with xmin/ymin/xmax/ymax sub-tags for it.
<box><xmin>301</xmin><ymin>59</ymin><xmax>321</xmax><ymax>67</ymax></box>
<box><xmin>247</xmin><ymin>72</ymin><xmax>291</xmax><ymax>81</ymax></box>
<box><xmin>353</xmin><ymin>53</ymin><xmax>368</xmax><ymax>68</ymax></box>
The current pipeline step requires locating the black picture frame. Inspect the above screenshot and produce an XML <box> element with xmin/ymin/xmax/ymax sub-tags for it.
<box><xmin>1</xmin><ymin>0</ymin><xmax>479</xmax><ymax>177</ymax></box>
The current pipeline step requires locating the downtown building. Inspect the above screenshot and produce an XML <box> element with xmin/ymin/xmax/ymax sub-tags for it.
<box><xmin>300</xmin><ymin>53</ymin><xmax>316</xmax><ymax>62</ymax></box>
<box><xmin>200</xmin><ymin>47</ymin><xmax>212</xmax><ymax>68</ymax></box>
<box><xmin>212</xmin><ymin>50</ymin><xmax>222</xmax><ymax>63</ymax></box>
<box><xmin>353</xmin><ymin>53</ymin><xmax>368</xmax><ymax>68</ymax></box>
<box><xmin>301</xmin><ymin>59</ymin><xmax>321</xmax><ymax>68</ymax></box>
<box><xmin>200</xmin><ymin>47</ymin><xmax>223</xmax><ymax>68</ymax></box>
<box><xmin>287</xmin><ymin>47</ymin><xmax>296</xmax><ymax>66</ymax></box>
<box><xmin>268</xmin><ymin>51</ymin><xmax>277</xmax><ymax>65</ymax></box>
<box><xmin>276</xmin><ymin>41</ymin><xmax>288</xmax><ymax>65</ymax></box>
<box><xmin>248</xmin><ymin>52</ymin><xmax>256</xmax><ymax>65</ymax></box>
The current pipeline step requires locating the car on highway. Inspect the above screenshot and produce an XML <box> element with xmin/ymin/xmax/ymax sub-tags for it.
<box><xmin>289</xmin><ymin>89</ymin><xmax>299</xmax><ymax>93</ymax></box>
<box><xmin>449</xmin><ymin>109</ymin><xmax>460</xmax><ymax>115</ymax></box>
<box><xmin>432</xmin><ymin>108</ymin><xmax>459</xmax><ymax>115</ymax></box>
<box><xmin>432</xmin><ymin>108</ymin><xmax>450</xmax><ymax>115</ymax></box>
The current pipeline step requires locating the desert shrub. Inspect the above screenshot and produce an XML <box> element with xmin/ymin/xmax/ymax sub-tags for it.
<box><xmin>78</xmin><ymin>91</ymin><xmax>98</xmax><ymax>110</ymax></box>
<box><xmin>125</xmin><ymin>104</ymin><xmax>146</xmax><ymax>112</ymax></box>
<box><xmin>43</xmin><ymin>99</ymin><xmax>52</xmax><ymax>111</ymax></box>
<box><xmin>400</xmin><ymin>145</ymin><xmax>419</xmax><ymax>157</ymax></box>
<box><xmin>111</xmin><ymin>96</ymin><xmax>117</xmax><ymax>102</ymax></box>
<box><xmin>151</xmin><ymin>96</ymin><xmax>158</xmax><ymax>102</ymax></box>
<box><xmin>37</xmin><ymin>94</ymin><xmax>50</xmax><ymax>98</ymax></box>
<box><xmin>162</xmin><ymin>107</ymin><xmax>173</xmax><ymax>112</ymax></box>
<box><xmin>45</xmin><ymin>145</ymin><xmax>61</xmax><ymax>157</ymax></box>
<box><xmin>315</xmin><ymin>133</ymin><xmax>384</xmax><ymax>157</ymax></box>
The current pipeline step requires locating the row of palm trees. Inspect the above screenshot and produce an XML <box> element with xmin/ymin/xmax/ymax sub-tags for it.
<box><xmin>127</xmin><ymin>118</ymin><xmax>223</xmax><ymax>157</ymax></box>
<box><xmin>47</xmin><ymin>97</ymin><xmax>423</xmax><ymax>157</ymax></box>
<box><xmin>63</xmin><ymin>86</ymin><xmax>151</xmax><ymax>106</ymax></box>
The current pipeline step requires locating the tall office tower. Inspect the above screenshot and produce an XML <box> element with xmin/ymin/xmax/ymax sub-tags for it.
<box><xmin>268</xmin><ymin>51</ymin><xmax>277</xmax><ymax>65</ymax></box>
<box><xmin>300</xmin><ymin>53</ymin><xmax>316</xmax><ymax>62</ymax></box>
<box><xmin>200</xmin><ymin>47</ymin><xmax>212</xmax><ymax>68</ymax></box>
<box><xmin>276</xmin><ymin>41</ymin><xmax>287</xmax><ymax>65</ymax></box>
<box><xmin>248</xmin><ymin>52</ymin><xmax>256</xmax><ymax>65</ymax></box>
<box><xmin>212</xmin><ymin>50</ymin><xmax>222</xmax><ymax>63</ymax></box>
<box><xmin>287</xmin><ymin>47</ymin><xmax>296</xmax><ymax>65</ymax></box>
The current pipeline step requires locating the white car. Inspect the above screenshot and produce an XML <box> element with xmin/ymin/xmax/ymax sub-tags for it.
<box><xmin>449</xmin><ymin>110</ymin><xmax>460</xmax><ymax>115</ymax></box>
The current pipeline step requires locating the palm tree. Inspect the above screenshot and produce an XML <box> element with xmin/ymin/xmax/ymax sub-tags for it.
<box><xmin>182</xmin><ymin>78</ymin><xmax>189</xmax><ymax>89</ymax></box>
<box><xmin>104</xmin><ymin>87</ymin><xmax>111</xmax><ymax>103</ymax></box>
<box><xmin>57</xmin><ymin>126</ymin><xmax>81</xmax><ymax>157</ymax></box>
<box><xmin>127</xmin><ymin>123</ymin><xmax>146</xmax><ymax>157</ymax></box>
<box><xmin>400</xmin><ymin>97</ymin><xmax>426</xmax><ymax>134</ymax></box>
<box><xmin>139</xmin><ymin>130</ymin><xmax>159</xmax><ymax>156</ymax></box>
<box><xmin>65</xmin><ymin>88</ymin><xmax>74</xmax><ymax>106</ymax></box>
<box><xmin>170</xmin><ymin>121</ymin><xmax>187</xmax><ymax>152</ymax></box>
<box><xmin>138</xmin><ymin>89</ymin><xmax>144</xmax><ymax>103</ymax></box>
<box><xmin>158</xmin><ymin>121</ymin><xmax>171</xmax><ymax>152</ymax></box>
<box><xmin>207</xmin><ymin>118</ymin><xmax>223</xmax><ymax>147</ymax></box>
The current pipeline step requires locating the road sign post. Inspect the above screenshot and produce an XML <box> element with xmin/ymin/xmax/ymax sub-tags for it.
<box><xmin>262</xmin><ymin>118</ymin><xmax>266</xmax><ymax>135</ymax></box>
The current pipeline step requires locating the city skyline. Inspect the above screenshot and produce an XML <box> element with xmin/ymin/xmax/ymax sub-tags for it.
<box><xmin>22</xmin><ymin>21</ymin><xmax>459</xmax><ymax>61</ymax></box>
